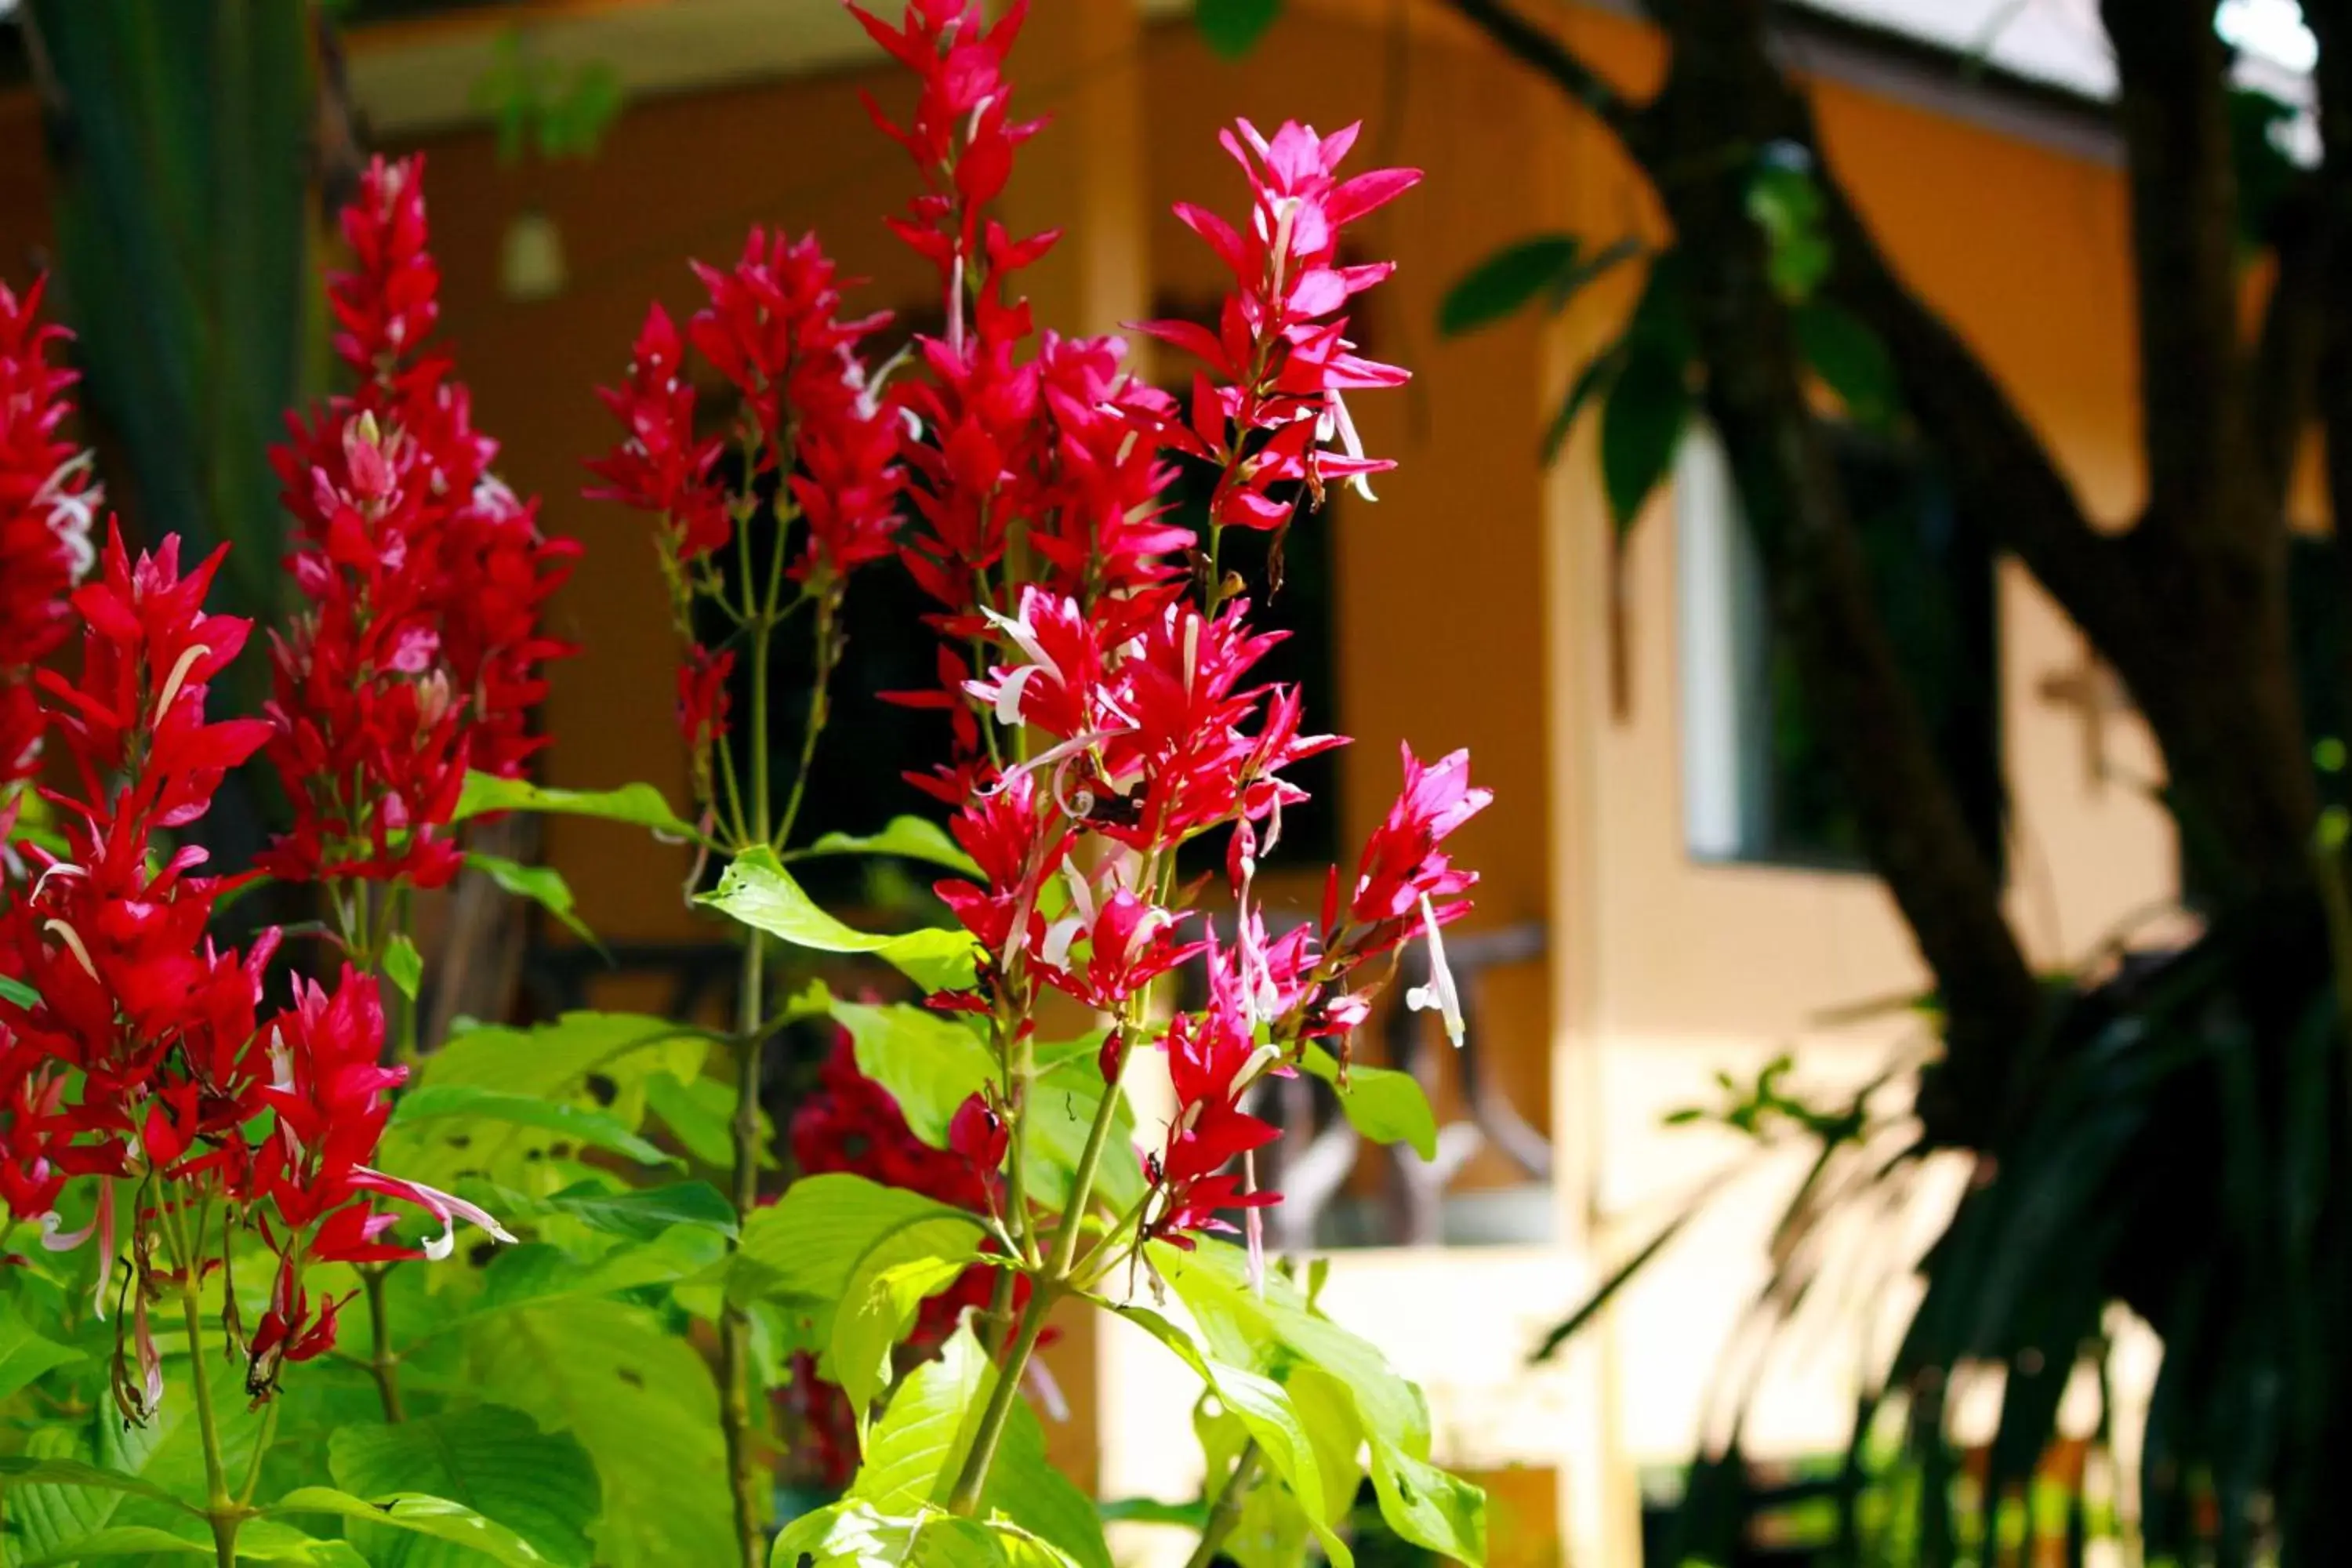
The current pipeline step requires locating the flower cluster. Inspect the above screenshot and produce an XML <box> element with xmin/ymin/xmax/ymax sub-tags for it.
<box><xmin>1139</xmin><ymin>120</ymin><xmax>1417</xmax><ymax>527</ymax></box>
<box><xmin>781</xmin><ymin>1030</ymin><xmax>1011</xmax><ymax>1486</ymax></box>
<box><xmin>0</xmin><ymin>528</ymin><xmax>506</xmax><ymax>1415</ymax></box>
<box><xmin>837</xmin><ymin>0</ymin><xmax>1483</xmax><ymax>1258</ymax></box>
<box><xmin>264</xmin><ymin>155</ymin><xmax>576</xmax><ymax>889</ymax></box>
<box><xmin>0</xmin><ymin>279</ymin><xmax>98</xmax><ymax>797</ymax></box>
<box><xmin>589</xmin><ymin>227</ymin><xmax>905</xmax><ymax>817</ymax></box>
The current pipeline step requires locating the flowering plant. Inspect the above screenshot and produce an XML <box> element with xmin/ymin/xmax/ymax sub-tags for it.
<box><xmin>0</xmin><ymin>5</ymin><xmax>1491</xmax><ymax>1566</ymax></box>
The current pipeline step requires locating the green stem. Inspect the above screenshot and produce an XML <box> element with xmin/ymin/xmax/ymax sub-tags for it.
<box><xmin>361</xmin><ymin>1264</ymin><xmax>405</xmax><ymax>1423</ymax></box>
<box><xmin>718</xmin><ymin>927</ymin><xmax>768</xmax><ymax>1568</ymax></box>
<box><xmin>1183</xmin><ymin>1443</ymin><xmax>1262</xmax><ymax>1568</ymax></box>
<box><xmin>772</xmin><ymin>586</ymin><xmax>839</xmax><ymax>851</ymax></box>
<box><xmin>172</xmin><ymin>1208</ymin><xmax>241</xmax><ymax>1568</ymax></box>
<box><xmin>945</xmin><ymin>1287</ymin><xmax>1052</xmax><ymax>1516</ymax></box>
<box><xmin>949</xmin><ymin>1040</ymin><xmax>1134</xmax><ymax>1515</ymax></box>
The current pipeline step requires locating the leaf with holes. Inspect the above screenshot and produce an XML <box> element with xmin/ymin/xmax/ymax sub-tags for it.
<box><xmin>389</xmin><ymin>1084</ymin><xmax>679</xmax><ymax>1170</ymax></box>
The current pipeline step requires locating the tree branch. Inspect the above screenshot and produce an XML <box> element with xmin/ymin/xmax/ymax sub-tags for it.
<box><xmin>2101</xmin><ymin>0</ymin><xmax>2254</xmax><ymax>543</ymax></box>
<box><xmin>1436</xmin><ymin>0</ymin><xmax>1644</xmax><ymax>142</ymax></box>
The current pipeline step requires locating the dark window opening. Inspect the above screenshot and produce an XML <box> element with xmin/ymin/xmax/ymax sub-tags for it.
<box><xmin>1678</xmin><ymin>426</ymin><xmax>2002</xmax><ymax>873</ymax></box>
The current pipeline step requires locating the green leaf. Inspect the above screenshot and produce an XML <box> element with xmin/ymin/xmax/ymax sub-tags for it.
<box><xmin>535</xmin><ymin>1179</ymin><xmax>739</xmax><ymax>1243</ymax></box>
<box><xmin>466</xmin><ymin>851</ymin><xmax>599</xmax><ymax>946</ymax></box>
<box><xmin>383</xmin><ymin>934</ymin><xmax>423</xmax><ymax>1002</ymax></box>
<box><xmin>453</xmin><ymin>772</ymin><xmax>699</xmax><ymax>843</ymax></box>
<box><xmin>1439</xmin><ymin>235</ymin><xmax>1581</xmax><ymax>336</ymax></box>
<box><xmin>327</xmin><ymin>1406</ymin><xmax>599</xmax><ymax>1568</ymax></box>
<box><xmin>1368</xmin><ymin>1437</ymin><xmax>1488</xmax><ymax>1565</ymax></box>
<box><xmin>0</xmin><ymin>1458</ymin><xmax>199</xmax><ymax>1515</ymax></box>
<box><xmin>463</xmin><ymin>1299</ymin><xmax>733</xmax><ymax>1568</ymax></box>
<box><xmin>380</xmin><ymin>1012</ymin><xmax>706</xmax><ymax>1191</ymax></box>
<box><xmin>5</xmin><ymin>1362</ymin><xmax>275</xmax><ymax>1560</ymax></box>
<box><xmin>1116</xmin><ymin>1308</ymin><xmax>1352</xmax><ymax>1568</ymax></box>
<box><xmin>389</xmin><ymin>1083</ymin><xmax>680</xmax><ymax>1170</ymax></box>
<box><xmin>773</xmin><ymin>1501</ymin><xmax>1076</xmax><ymax>1567</ymax></box>
<box><xmin>1025</xmin><ymin>1043</ymin><xmax>1146</xmax><ymax>1214</ymax></box>
<box><xmin>849</xmin><ymin>1323</ymin><xmax>1112</xmax><ymax>1568</ymax></box>
<box><xmin>1792</xmin><ymin>299</ymin><xmax>1900</xmax><ymax>432</ymax></box>
<box><xmin>791</xmin><ymin>816</ymin><xmax>981</xmax><ymax>877</ymax></box>
<box><xmin>1746</xmin><ymin>147</ymin><xmax>1831</xmax><ymax>301</ymax></box>
<box><xmin>832</xmin><ymin>1221</ymin><xmax>992</xmax><ymax>1442</ymax></box>
<box><xmin>835</xmin><ymin>1001</ymin><xmax>994</xmax><ymax>1146</ymax></box>
<box><xmin>461</xmin><ymin>1231</ymin><xmax>727</xmax><ymax>1323</ymax></box>
<box><xmin>1196</xmin><ymin>0</ymin><xmax>1280</xmax><ymax>59</ymax></box>
<box><xmin>0</xmin><ymin>973</ymin><xmax>38</xmax><ymax>1009</ymax></box>
<box><xmin>268</xmin><ymin>1488</ymin><xmax>562</xmax><ymax>1567</ymax></box>
<box><xmin>732</xmin><ymin>1173</ymin><xmax>978</xmax><ymax>1314</ymax></box>
<box><xmin>702</xmin><ymin>848</ymin><xmax>981</xmax><ymax>993</ymax></box>
<box><xmin>11</xmin><ymin>1526</ymin><xmax>216</xmax><ymax>1563</ymax></box>
<box><xmin>0</xmin><ymin>1318</ymin><xmax>85</xmax><ymax>1404</ymax></box>
<box><xmin>1599</xmin><ymin>333</ymin><xmax>1691</xmax><ymax>534</ymax></box>
<box><xmin>1295</xmin><ymin>1041</ymin><xmax>1437</xmax><ymax>1160</ymax></box>
<box><xmin>644</xmin><ymin>1070</ymin><xmax>746</xmax><ymax>1168</ymax></box>
<box><xmin>1151</xmin><ymin>1240</ymin><xmax>1430</xmax><ymax>1457</ymax></box>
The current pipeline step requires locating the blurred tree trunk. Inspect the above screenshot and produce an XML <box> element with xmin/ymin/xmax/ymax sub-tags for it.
<box><xmin>1443</xmin><ymin>0</ymin><xmax>2352</xmax><ymax>1556</ymax></box>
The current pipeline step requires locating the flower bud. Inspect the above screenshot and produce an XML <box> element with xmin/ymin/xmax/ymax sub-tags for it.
<box><xmin>949</xmin><ymin>1093</ymin><xmax>1008</xmax><ymax>1174</ymax></box>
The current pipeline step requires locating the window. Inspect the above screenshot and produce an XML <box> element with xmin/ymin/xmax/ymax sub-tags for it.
<box><xmin>1675</xmin><ymin>426</ymin><xmax>2002</xmax><ymax>870</ymax></box>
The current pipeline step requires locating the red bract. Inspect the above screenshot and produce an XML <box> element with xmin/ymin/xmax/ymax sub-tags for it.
<box><xmin>1138</xmin><ymin>119</ymin><xmax>1421</xmax><ymax>529</ymax></box>
<box><xmin>586</xmin><ymin>303</ymin><xmax>731</xmax><ymax>563</ymax></box>
<box><xmin>1345</xmin><ymin>743</ymin><xmax>1490</xmax><ymax>948</ymax></box>
<box><xmin>0</xmin><ymin>278</ymin><xmax>97</xmax><ymax>792</ymax></box>
<box><xmin>1146</xmin><ymin>989</ymin><xmax>1281</xmax><ymax>1251</ymax></box>
<box><xmin>265</xmin><ymin>154</ymin><xmax>574</xmax><ymax>890</ymax></box>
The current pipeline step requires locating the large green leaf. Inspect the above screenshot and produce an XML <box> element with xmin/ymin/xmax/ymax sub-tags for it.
<box><xmin>0</xmin><ymin>1319</ymin><xmax>85</xmax><ymax>1405</ymax></box>
<box><xmin>452</xmin><ymin>773</ymin><xmax>700</xmax><ymax>843</ymax></box>
<box><xmin>528</xmin><ymin>1179</ymin><xmax>739</xmax><ymax>1243</ymax></box>
<box><xmin>700</xmin><ymin>848</ymin><xmax>980</xmax><ymax>993</ymax></box>
<box><xmin>831</xmin><ymin>1221</ymin><xmax>992</xmax><ymax>1441</ymax></box>
<box><xmin>835</xmin><ymin>1001</ymin><xmax>995</xmax><ymax>1146</ymax></box>
<box><xmin>731</xmin><ymin>1174</ymin><xmax>978</xmax><ymax>1319</ymax></box>
<box><xmin>389</xmin><ymin>1085</ymin><xmax>678</xmax><ymax>1170</ymax></box>
<box><xmin>379</xmin><ymin>1013</ymin><xmax>706</xmax><ymax>1192</ymax></box>
<box><xmin>847</xmin><ymin>1325</ymin><xmax>1112</xmax><ymax>1568</ymax></box>
<box><xmin>772</xmin><ymin>1501</ymin><xmax>1079</xmax><ymax>1568</ymax></box>
<box><xmin>1152</xmin><ymin>1240</ymin><xmax>1430</xmax><ymax>1457</ymax></box>
<box><xmin>1368</xmin><ymin>1436</ymin><xmax>1487</xmax><ymax>1564</ymax></box>
<box><xmin>462</xmin><ymin>1299</ymin><xmax>733</xmax><ymax>1568</ymax></box>
<box><xmin>326</xmin><ymin>1405</ymin><xmax>600</xmax><ymax>1568</ymax></box>
<box><xmin>1116</xmin><ymin>1308</ymin><xmax>1352</xmax><ymax>1568</ymax></box>
<box><xmin>12</xmin><ymin>1526</ymin><xmax>216</xmax><ymax>1563</ymax></box>
<box><xmin>3</xmin><ymin>1359</ymin><xmax>274</xmax><ymax>1561</ymax></box>
<box><xmin>790</xmin><ymin>818</ymin><xmax>980</xmax><ymax>878</ymax></box>
<box><xmin>268</xmin><ymin>1489</ymin><xmax>559</xmax><ymax>1568</ymax></box>
<box><xmin>1438</xmin><ymin>235</ymin><xmax>1580</xmax><ymax>336</ymax></box>
<box><xmin>1295</xmin><ymin>1042</ymin><xmax>1437</xmax><ymax>1161</ymax></box>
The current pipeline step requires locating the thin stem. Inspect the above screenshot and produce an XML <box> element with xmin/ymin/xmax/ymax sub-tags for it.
<box><xmin>717</xmin><ymin>560</ymin><xmax>780</xmax><ymax>1568</ymax></box>
<box><xmin>772</xmin><ymin>586</ymin><xmax>840</xmax><ymax>851</ymax></box>
<box><xmin>1046</xmin><ymin>1051</ymin><xmax>1131</xmax><ymax>1283</ymax></box>
<box><xmin>171</xmin><ymin>1204</ymin><xmax>241</xmax><ymax>1568</ymax></box>
<box><xmin>1183</xmin><ymin>1443</ymin><xmax>1262</xmax><ymax>1568</ymax></box>
<box><xmin>361</xmin><ymin>1264</ymin><xmax>405</xmax><ymax>1423</ymax></box>
<box><xmin>946</xmin><ymin>1287</ymin><xmax>1052</xmax><ymax>1515</ymax></box>
<box><xmin>238</xmin><ymin>1396</ymin><xmax>281</xmax><ymax>1508</ymax></box>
